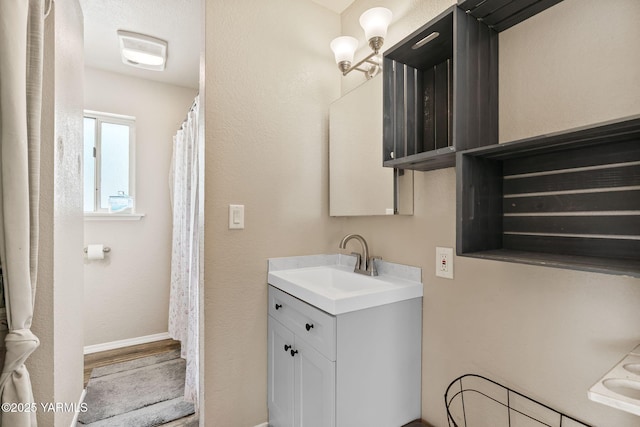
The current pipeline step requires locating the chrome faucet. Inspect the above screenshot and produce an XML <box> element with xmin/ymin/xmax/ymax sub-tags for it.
<box><xmin>339</xmin><ymin>234</ymin><xmax>379</xmax><ymax>276</ymax></box>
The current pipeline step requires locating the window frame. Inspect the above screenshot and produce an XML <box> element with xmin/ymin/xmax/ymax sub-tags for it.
<box><xmin>84</xmin><ymin>110</ymin><xmax>137</xmax><ymax>214</ymax></box>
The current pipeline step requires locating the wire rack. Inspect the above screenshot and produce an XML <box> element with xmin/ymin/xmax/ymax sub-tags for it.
<box><xmin>445</xmin><ymin>374</ymin><xmax>593</xmax><ymax>427</ymax></box>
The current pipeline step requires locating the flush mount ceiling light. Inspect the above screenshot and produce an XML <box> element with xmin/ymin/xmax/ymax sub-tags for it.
<box><xmin>117</xmin><ymin>30</ymin><xmax>167</xmax><ymax>71</ymax></box>
<box><xmin>330</xmin><ymin>7</ymin><xmax>392</xmax><ymax>79</ymax></box>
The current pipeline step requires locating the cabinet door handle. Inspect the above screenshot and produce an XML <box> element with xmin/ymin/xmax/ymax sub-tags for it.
<box><xmin>284</xmin><ymin>344</ymin><xmax>291</xmax><ymax>352</ymax></box>
<box><xmin>290</xmin><ymin>349</ymin><xmax>298</xmax><ymax>357</ymax></box>
<box><xmin>275</xmin><ymin>304</ymin><xmax>282</xmax><ymax>310</ymax></box>
<box><xmin>305</xmin><ymin>323</ymin><xmax>314</xmax><ymax>331</ymax></box>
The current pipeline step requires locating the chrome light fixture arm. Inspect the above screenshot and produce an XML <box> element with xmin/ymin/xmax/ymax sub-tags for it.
<box><xmin>338</xmin><ymin>49</ymin><xmax>381</xmax><ymax>79</ymax></box>
<box><xmin>330</xmin><ymin>7</ymin><xmax>392</xmax><ymax>80</ymax></box>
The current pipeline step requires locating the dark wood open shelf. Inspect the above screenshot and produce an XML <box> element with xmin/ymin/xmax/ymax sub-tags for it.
<box><xmin>382</xmin><ymin>6</ymin><xmax>498</xmax><ymax>171</ymax></box>
<box><xmin>463</xmin><ymin>249</ymin><xmax>640</xmax><ymax>278</ymax></box>
<box><xmin>458</xmin><ymin>0</ymin><xmax>564</xmax><ymax>32</ymax></box>
<box><xmin>456</xmin><ymin>116</ymin><xmax>640</xmax><ymax>277</ymax></box>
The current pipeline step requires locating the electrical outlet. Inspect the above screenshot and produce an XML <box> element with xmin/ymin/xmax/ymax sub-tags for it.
<box><xmin>436</xmin><ymin>247</ymin><xmax>454</xmax><ymax>279</ymax></box>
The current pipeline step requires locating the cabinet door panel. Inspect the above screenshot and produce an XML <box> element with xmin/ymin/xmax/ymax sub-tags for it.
<box><xmin>269</xmin><ymin>286</ymin><xmax>337</xmax><ymax>360</ymax></box>
<box><xmin>294</xmin><ymin>338</ymin><xmax>335</xmax><ymax>427</ymax></box>
<box><xmin>268</xmin><ymin>317</ymin><xmax>295</xmax><ymax>427</ymax></box>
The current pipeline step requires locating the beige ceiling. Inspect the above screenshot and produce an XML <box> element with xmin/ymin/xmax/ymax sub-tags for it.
<box><xmin>79</xmin><ymin>0</ymin><xmax>353</xmax><ymax>90</ymax></box>
<box><xmin>311</xmin><ymin>0</ymin><xmax>355</xmax><ymax>13</ymax></box>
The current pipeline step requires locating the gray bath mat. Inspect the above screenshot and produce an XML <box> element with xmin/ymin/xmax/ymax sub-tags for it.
<box><xmin>79</xmin><ymin>350</ymin><xmax>195</xmax><ymax>426</ymax></box>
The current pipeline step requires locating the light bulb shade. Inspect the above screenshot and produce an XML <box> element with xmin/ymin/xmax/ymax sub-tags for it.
<box><xmin>330</xmin><ymin>36</ymin><xmax>358</xmax><ymax>64</ymax></box>
<box><xmin>359</xmin><ymin>7</ymin><xmax>392</xmax><ymax>41</ymax></box>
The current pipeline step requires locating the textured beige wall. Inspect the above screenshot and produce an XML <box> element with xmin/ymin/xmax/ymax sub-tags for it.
<box><xmin>340</xmin><ymin>0</ymin><xmax>640</xmax><ymax>426</ymax></box>
<box><xmin>31</xmin><ymin>8</ymin><xmax>56</xmax><ymax>426</ymax></box>
<box><xmin>203</xmin><ymin>0</ymin><xmax>343</xmax><ymax>424</ymax></box>
<box><xmin>203</xmin><ymin>0</ymin><xmax>640</xmax><ymax>425</ymax></box>
<box><xmin>31</xmin><ymin>0</ymin><xmax>85</xmax><ymax>425</ymax></box>
<box><xmin>499</xmin><ymin>0</ymin><xmax>640</xmax><ymax>142</ymax></box>
<box><xmin>83</xmin><ymin>67</ymin><xmax>196</xmax><ymax>346</ymax></box>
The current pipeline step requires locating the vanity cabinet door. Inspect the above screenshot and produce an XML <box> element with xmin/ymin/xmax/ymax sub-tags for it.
<box><xmin>268</xmin><ymin>316</ymin><xmax>295</xmax><ymax>427</ymax></box>
<box><xmin>294</xmin><ymin>337</ymin><xmax>335</xmax><ymax>427</ymax></box>
<box><xmin>269</xmin><ymin>315</ymin><xmax>336</xmax><ymax>427</ymax></box>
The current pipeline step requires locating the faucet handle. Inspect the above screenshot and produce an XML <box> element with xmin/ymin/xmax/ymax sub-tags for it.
<box><xmin>350</xmin><ymin>252</ymin><xmax>362</xmax><ymax>270</ymax></box>
<box><xmin>368</xmin><ymin>256</ymin><xmax>381</xmax><ymax>276</ymax></box>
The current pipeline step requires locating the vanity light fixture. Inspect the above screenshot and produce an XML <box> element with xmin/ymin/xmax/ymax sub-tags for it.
<box><xmin>117</xmin><ymin>30</ymin><xmax>168</xmax><ymax>71</ymax></box>
<box><xmin>330</xmin><ymin>7</ymin><xmax>392</xmax><ymax>79</ymax></box>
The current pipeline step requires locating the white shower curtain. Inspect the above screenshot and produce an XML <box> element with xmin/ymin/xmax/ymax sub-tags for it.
<box><xmin>0</xmin><ymin>0</ymin><xmax>45</xmax><ymax>426</ymax></box>
<box><xmin>169</xmin><ymin>96</ymin><xmax>200</xmax><ymax>408</ymax></box>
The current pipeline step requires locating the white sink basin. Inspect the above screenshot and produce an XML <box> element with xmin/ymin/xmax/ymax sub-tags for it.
<box><xmin>624</xmin><ymin>363</ymin><xmax>640</xmax><ymax>376</ymax></box>
<box><xmin>603</xmin><ymin>379</ymin><xmax>640</xmax><ymax>400</ymax></box>
<box><xmin>267</xmin><ymin>264</ymin><xmax>423</xmax><ymax>315</ymax></box>
<box><xmin>589</xmin><ymin>352</ymin><xmax>640</xmax><ymax>416</ymax></box>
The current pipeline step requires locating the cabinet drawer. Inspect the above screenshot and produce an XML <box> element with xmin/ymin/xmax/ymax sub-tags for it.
<box><xmin>269</xmin><ymin>286</ymin><xmax>336</xmax><ymax>361</ymax></box>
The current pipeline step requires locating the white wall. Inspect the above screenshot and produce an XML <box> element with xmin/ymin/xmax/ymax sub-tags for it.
<box><xmin>83</xmin><ymin>67</ymin><xmax>196</xmax><ymax>346</ymax></box>
<box><xmin>30</xmin><ymin>0</ymin><xmax>85</xmax><ymax>425</ymax></box>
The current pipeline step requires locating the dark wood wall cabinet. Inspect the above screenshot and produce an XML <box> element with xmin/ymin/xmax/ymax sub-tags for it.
<box><xmin>382</xmin><ymin>1</ymin><xmax>565</xmax><ymax>172</ymax></box>
<box><xmin>382</xmin><ymin>6</ymin><xmax>498</xmax><ymax>171</ymax></box>
<box><xmin>456</xmin><ymin>117</ymin><xmax>640</xmax><ymax>277</ymax></box>
<box><xmin>458</xmin><ymin>0</ymin><xmax>564</xmax><ymax>32</ymax></box>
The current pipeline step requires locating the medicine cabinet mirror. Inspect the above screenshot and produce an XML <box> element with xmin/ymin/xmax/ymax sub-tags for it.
<box><xmin>329</xmin><ymin>75</ymin><xmax>413</xmax><ymax>216</ymax></box>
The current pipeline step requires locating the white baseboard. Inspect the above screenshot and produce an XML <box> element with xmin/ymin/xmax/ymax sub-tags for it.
<box><xmin>70</xmin><ymin>388</ymin><xmax>87</xmax><ymax>427</ymax></box>
<box><xmin>254</xmin><ymin>423</ymin><xmax>268</xmax><ymax>427</ymax></box>
<box><xmin>84</xmin><ymin>332</ymin><xmax>171</xmax><ymax>355</ymax></box>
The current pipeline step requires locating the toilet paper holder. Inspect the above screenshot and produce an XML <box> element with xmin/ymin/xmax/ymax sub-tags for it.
<box><xmin>83</xmin><ymin>246</ymin><xmax>111</xmax><ymax>254</ymax></box>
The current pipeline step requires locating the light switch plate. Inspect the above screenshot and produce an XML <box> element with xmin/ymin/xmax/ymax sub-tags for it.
<box><xmin>436</xmin><ymin>246</ymin><xmax>454</xmax><ymax>279</ymax></box>
<box><xmin>229</xmin><ymin>204</ymin><xmax>244</xmax><ymax>229</ymax></box>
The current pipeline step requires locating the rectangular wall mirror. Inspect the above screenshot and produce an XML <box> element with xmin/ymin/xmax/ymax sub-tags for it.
<box><xmin>329</xmin><ymin>75</ymin><xmax>413</xmax><ymax>216</ymax></box>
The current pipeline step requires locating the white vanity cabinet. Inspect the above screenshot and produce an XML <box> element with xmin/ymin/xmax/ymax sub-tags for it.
<box><xmin>267</xmin><ymin>285</ymin><xmax>422</xmax><ymax>427</ymax></box>
<box><xmin>268</xmin><ymin>286</ymin><xmax>336</xmax><ymax>427</ymax></box>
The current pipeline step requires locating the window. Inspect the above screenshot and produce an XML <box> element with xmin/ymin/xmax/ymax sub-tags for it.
<box><xmin>84</xmin><ymin>111</ymin><xmax>136</xmax><ymax>213</ymax></box>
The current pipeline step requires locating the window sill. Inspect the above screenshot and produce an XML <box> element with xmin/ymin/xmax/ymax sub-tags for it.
<box><xmin>84</xmin><ymin>212</ymin><xmax>145</xmax><ymax>221</ymax></box>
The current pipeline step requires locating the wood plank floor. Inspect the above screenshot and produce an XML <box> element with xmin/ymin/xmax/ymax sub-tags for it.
<box><xmin>83</xmin><ymin>339</ymin><xmax>198</xmax><ymax>426</ymax></box>
<box><xmin>84</xmin><ymin>338</ymin><xmax>181</xmax><ymax>387</ymax></box>
<box><xmin>402</xmin><ymin>421</ymin><xmax>433</xmax><ymax>427</ymax></box>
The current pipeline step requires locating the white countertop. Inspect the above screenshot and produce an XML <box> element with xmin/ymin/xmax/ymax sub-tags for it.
<box><xmin>267</xmin><ymin>254</ymin><xmax>423</xmax><ymax>315</ymax></box>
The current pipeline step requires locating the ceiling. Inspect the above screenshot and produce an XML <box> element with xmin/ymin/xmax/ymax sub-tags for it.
<box><xmin>80</xmin><ymin>0</ymin><xmax>353</xmax><ymax>90</ymax></box>
<box><xmin>80</xmin><ymin>0</ymin><xmax>200</xmax><ymax>89</ymax></box>
<box><xmin>311</xmin><ymin>0</ymin><xmax>355</xmax><ymax>13</ymax></box>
